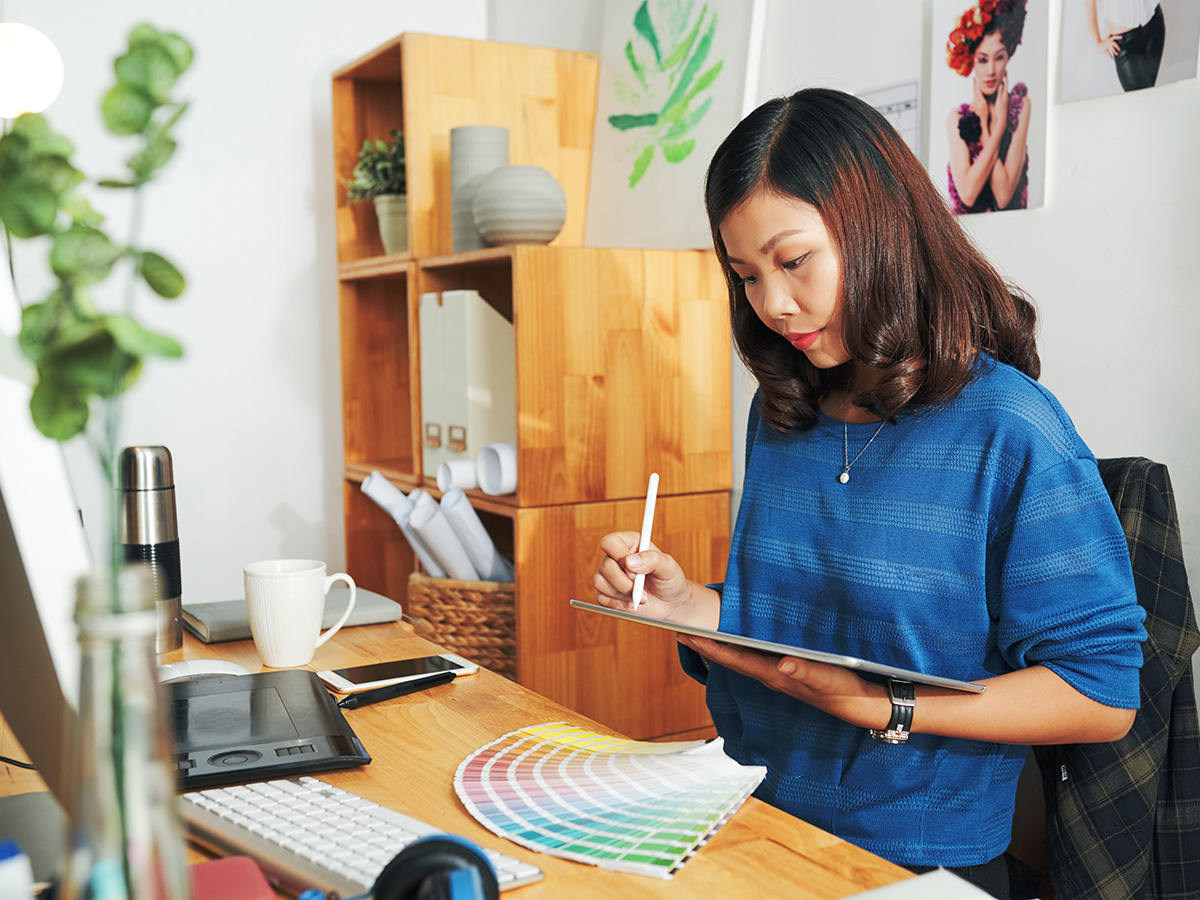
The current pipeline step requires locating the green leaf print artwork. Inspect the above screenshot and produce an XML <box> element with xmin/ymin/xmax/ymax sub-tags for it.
<box><xmin>608</xmin><ymin>0</ymin><xmax>724</xmax><ymax>188</ymax></box>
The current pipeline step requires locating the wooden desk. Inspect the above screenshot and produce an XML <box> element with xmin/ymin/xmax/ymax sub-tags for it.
<box><xmin>3</xmin><ymin>623</ymin><xmax>911</xmax><ymax>899</ymax></box>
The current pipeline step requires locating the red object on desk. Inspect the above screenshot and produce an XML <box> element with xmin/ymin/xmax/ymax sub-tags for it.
<box><xmin>190</xmin><ymin>855</ymin><xmax>275</xmax><ymax>900</ymax></box>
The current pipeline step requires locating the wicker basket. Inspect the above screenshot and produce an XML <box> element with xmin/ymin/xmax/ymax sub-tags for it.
<box><xmin>405</xmin><ymin>572</ymin><xmax>517</xmax><ymax>680</ymax></box>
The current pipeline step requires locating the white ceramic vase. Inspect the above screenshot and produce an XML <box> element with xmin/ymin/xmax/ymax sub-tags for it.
<box><xmin>472</xmin><ymin>165</ymin><xmax>567</xmax><ymax>246</ymax></box>
<box><xmin>450</xmin><ymin>125</ymin><xmax>509</xmax><ymax>252</ymax></box>
<box><xmin>374</xmin><ymin>194</ymin><xmax>408</xmax><ymax>255</ymax></box>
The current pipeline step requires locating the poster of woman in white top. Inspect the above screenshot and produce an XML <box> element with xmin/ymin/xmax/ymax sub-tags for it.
<box><xmin>1061</xmin><ymin>0</ymin><xmax>1199</xmax><ymax>102</ymax></box>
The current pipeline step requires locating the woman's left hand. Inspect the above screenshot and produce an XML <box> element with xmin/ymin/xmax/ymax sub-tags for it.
<box><xmin>677</xmin><ymin>634</ymin><xmax>888</xmax><ymax>730</ymax></box>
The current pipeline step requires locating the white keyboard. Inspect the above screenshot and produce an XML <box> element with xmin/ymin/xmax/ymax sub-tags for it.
<box><xmin>180</xmin><ymin>776</ymin><xmax>543</xmax><ymax>897</ymax></box>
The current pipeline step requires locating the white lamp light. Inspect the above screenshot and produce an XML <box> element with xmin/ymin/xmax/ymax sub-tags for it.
<box><xmin>0</xmin><ymin>22</ymin><xmax>65</xmax><ymax>118</ymax></box>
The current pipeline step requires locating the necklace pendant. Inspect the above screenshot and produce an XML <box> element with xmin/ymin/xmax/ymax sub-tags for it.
<box><xmin>838</xmin><ymin>470</ymin><xmax>850</xmax><ymax>484</ymax></box>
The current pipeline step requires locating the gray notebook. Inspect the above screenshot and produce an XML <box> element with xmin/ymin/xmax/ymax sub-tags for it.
<box><xmin>182</xmin><ymin>588</ymin><xmax>401</xmax><ymax>644</ymax></box>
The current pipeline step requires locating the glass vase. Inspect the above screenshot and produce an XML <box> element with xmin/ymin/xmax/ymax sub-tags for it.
<box><xmin>62</xmin><ymin>566</ymin><xmax>190</xmax><ymax>900</ymax></box>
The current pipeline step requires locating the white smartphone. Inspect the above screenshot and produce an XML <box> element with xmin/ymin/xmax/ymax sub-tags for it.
<box><xmin>317</xmin><ymin>653</ymin><xmax>479</xmax><ymax>693</ymax></box>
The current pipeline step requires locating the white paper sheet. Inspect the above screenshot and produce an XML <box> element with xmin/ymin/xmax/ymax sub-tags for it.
<box><xmin>408</xmin><ymin>489</ymin><xmax>480</xmax><ymax>581</ymax></box>
<box><xmin>440</xmin><ymin>490</ymin><xmax>514</xmax><ymax>582</ymax></box>
<box><xmin>359</xmin><ymin>472</ymin><xmax>447</xmax><ymax>578</ymax></box>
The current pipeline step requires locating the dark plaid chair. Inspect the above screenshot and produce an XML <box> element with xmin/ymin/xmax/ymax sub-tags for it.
<box><xmin>1030</xmin><ymin>458</ymin><xmax>1200</xmax><ymax>900</ymax></box>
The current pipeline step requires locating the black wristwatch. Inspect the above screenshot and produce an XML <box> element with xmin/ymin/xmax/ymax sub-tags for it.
<box><xmin>870</xmin><ymin>679</ymin><xmax>916</xmax><ymax>744</ymax></box>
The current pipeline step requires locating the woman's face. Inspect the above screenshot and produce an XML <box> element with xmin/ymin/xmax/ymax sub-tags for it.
<box><xmin>720</xmin><ymin>189</ymin><xmax>850</xmax><ymax>370</ymax></box>
<box><xmin>972</xmin><ymin>31</ymin><xmax>1010</xmax><ymax>95</ymax></box>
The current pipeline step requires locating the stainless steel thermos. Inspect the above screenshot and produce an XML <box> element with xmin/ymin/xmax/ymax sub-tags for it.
<box><xmin>117</xmin><ymin>445</ymin><xmax>183</xmax><ymax>653</ymax></box>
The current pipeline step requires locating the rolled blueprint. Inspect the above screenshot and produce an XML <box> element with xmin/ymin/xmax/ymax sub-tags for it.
<box><xmin>440</xmin><ymin>490</ymin><xmax>515</xmax><ymax>582</ymax></box>
<box><xmin>360</xmin><ymin>472</ymin><xmax>447</xmax><ymax>578</ymax></box>
<box><xmin>408</xmin><ymin>489</ymin><xmax>480</xmax><ymax>581</ymax></box>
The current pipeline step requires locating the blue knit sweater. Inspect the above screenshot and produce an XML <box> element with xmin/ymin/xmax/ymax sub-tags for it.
<box><xmin>682</xmin><ymin>359</ymin><xmax>1146</xmax><ymax>868</ymax></box>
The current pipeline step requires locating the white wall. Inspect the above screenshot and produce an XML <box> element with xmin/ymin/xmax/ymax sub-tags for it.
<box><xmin>5</xmin><ymin>0</ymin><xmax>487</xmax><ymax>604</ymax></box>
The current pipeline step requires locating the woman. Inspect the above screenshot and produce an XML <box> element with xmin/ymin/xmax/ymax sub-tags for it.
<box><xmin>592</xmin><ymin>89</ymin><xmax>1146</xmax><ymax>899</ymax></box>
<box><xmin>945</xmin><ymin>0</ymin><xmax>1031</xmax><ymax>214</ymax></box>
<box><xmin>1085</xmin><ymin>0</ymin><xmax>1166</xmax><ymax>92</ymax></box>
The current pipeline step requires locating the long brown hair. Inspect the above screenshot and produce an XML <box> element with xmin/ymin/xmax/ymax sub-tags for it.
<box><xmin>704</xmin><ymin>88</ymin><xmax>1039</xmax><ymax>432</ymax></box>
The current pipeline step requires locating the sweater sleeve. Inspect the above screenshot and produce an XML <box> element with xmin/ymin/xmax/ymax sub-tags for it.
<box><xmin>991</xmin><ymin>458</ymin><xmax>1146</xmax><ymax>709</ymax></box>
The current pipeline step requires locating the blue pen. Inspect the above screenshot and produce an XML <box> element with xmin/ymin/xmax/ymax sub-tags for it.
<box><xmin>336</xmin><ymin>670</ymin><xmax>455</xmax><ymax>709</ymax></box>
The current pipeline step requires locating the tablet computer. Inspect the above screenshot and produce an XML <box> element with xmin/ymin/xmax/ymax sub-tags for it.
<box><xmin>569</xmin><ymin>599</ymin><xmax>986</xmax><ymax>693</ymax></box>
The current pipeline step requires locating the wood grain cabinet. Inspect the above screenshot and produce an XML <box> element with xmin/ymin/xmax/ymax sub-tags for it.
<box><xmin>333</xmin><ymin>33</ymin><xmax>732</xmax><ymax>740</ymax></box>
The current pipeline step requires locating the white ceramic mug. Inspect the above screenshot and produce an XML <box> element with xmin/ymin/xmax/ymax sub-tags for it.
<box><xmin>243</xmin><ymin>559</ymin><xmax>357</xmax><ymax>667</ymax></box>
<box><xmin>437</xmin><ymin>459</ymin><xmax>479</xmax><ymax>492</ymax></box>
<box><xmin>476</xmin><ymin>442</ymin><xmax>517</xmax><ymax>495</ymax></box>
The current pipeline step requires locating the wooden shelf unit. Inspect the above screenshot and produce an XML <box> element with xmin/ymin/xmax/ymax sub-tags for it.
<box><xmin>334</xmin><ymin>33</ymin><xmax>732</xmax><ymax>740</ymax></box>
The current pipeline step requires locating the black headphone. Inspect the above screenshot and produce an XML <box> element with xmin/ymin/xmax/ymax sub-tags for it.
<box><xmin>370</xmin><ymin>835</ymin><xmax>500</xmax><ymax>900</ymax></box>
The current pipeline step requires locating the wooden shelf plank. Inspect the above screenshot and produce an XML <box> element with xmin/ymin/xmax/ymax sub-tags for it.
<box><xmin>339</xmin><ymin>255</ymin><xmax>414</xmax><ymax>280</ymax></box>
<box><xmin>343</xmin><ymin>465</ymin><xmax>520</xmax><ymax>517</ymax></box>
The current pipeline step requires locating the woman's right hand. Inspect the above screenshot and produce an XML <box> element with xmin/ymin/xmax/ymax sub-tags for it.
<box><xmin>1096</xmin><ymin>33</ymin><xmax>1121</xmax><ymax>59</ymax></box>
<box><xmin>972</xmin><ymin>78</ymin><xmax>995</xmax><ymax>141</ymax></box>
<box><xmin>593</xmin><ymin>531</ymin><xmax>706</xmax><ymax>624</ymax></box>
<box><xmin>992</xmin><ymin>73</ymin><xmax>1010</xmax><ymax>131</ymax></box>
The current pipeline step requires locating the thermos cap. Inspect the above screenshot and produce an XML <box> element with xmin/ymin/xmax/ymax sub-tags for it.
<box><xmin>118</xmin><ymin>446</ymin><xmax>174</xmax><ymax>491</ymax></box>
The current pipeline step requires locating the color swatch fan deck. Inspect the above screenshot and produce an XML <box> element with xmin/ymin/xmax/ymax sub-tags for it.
<box><xmin>454</xmin><ymin>722</ymin><xmax>766</xmax><ymax>878</ymax></box>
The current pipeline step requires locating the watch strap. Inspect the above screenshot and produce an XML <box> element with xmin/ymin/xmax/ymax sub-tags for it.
<box><xmin>870</xmin><ymin>678</ymin><xmax>915</xmax><ymax>744</ymax></box>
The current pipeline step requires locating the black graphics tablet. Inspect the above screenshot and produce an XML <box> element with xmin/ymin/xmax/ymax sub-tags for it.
<box><xmin>569</xmin><ymin>600</ymin><xmax>986</xmax><ymax>693</ymax></box>
<box><xmin>168</xmin><ymin>668</ymin><xmax>371</xmax><ymax>789</ymax></box>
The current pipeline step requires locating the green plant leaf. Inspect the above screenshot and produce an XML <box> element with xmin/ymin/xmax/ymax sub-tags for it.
<box><xmin>157</xmin><ymin>33</ymin><xmax>193</xmax><ymax>75</ymax></box>
<box><xmin>659</xmin><ymin>13</ymin><xmax>715</xmax><ymax>117</ymax></box>
<box><xmin>633</xmin><ymin>2</ymin><xmax>661</xmax><ymax>66</ymax></box>
<box><xmin>127</xmin><ymin>133</ymin><xmax>177</xmax><ymax>181</ymax></box>
<box><xmin>609</xmin><ymin>113</ymin><xmax>659</xmax><ymax>131</ymax></box>
<box><xmin>137</xmin><ymin>251</ymin><xmax>185</xmax><ymax>298</ymax></box>
<box><xmin>49</xmin><ymin>320</ymin><xmax>142</xmax><ymax>397</ymax></box>
<box><xmin>18</xmin><ymin>296</ymin><xmax>70</xmax><ymax>365</ymax></box>
<box><xmin>130</xmin><ymin>25</ymin><xmax>193</xmax><ymax>75</ymax></box>
<box><xmin>115</xmin><ymin>42</ymin><xmax>178</xmax><ymax>102</ymax></box>
<box><xmin>61</xmin><ymin>191</ymin><xmax>104</xmax><ymax>226</ymax></box>
<box><xmin>0</xmin><ymin>181</ymin><xmax>58</xmax><ymax>238</ymax></box>
<box><xmin>662</xmin><ymin>62</ymin><xmax>722</xmax><ymax>124</ymax></box>
<box><xmin>102</xmin><ymin>83</ymin><xmax>156</xmax><ymax>135</ymax></box>
<box><xmin>629</xmin><ymin>144</ymin><xmax>654</xmax><ymax>187</ymax></box>
<box><xmin>664</xmin><ymin>95</ymin><xmax>714</xmax><ymax>140</ymax></box>
<box><xmin>106</xmin><ymin>315</ymin><xmax>183</xmax><ymax>358</ymax></box>
<box><xmin>30</xmin><ymin>374</ymin><xmax>90</xmax><ymax>441</ymax></box>
<box><xmin>159</xmin><ymin>100</ymin><xmax>189</xmax><ymax>132</ymax></box>
<box><xmin>346</xmin><ymin>130</ymin><xmax>405</xmax><ymax>201</ymax></box>
<box><xmin>0</xmin><ymin>123</ymin><xmax>82</xmax><ymax>236</ymax></box>
<box><xmin>660</xmin><ymin>138</ymin><xmax>696</xmax><ymax>163</ymax></box>
<box><xmin>624</xmin><ymin>40</ymin><xmax>648</xmax><ymax>90</ymax></box>
<box><xmin>49</xmin><ymin>224</ymin><xmax>122</xmax><ymax>285</ymax></box>
<box><xmin>128</xmin><ymin>23</ymin><xmax>162</xmax><ymax>48</ymax></box>
<box><xmin>28</xmin><ymin>154</ymin><xmax>85</xmax><ymax>199</ymax></box>
<box><xmin>12</xmin><ymin>114</ymin><xmax>75</xmax><ymax>159</ymax></box>
<box><xmin>662</xmin><ymin>5</ymin><xmax>706</xmax><ymax>71</ymax></box>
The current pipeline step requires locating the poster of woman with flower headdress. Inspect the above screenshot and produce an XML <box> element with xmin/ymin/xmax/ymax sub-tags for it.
<box><xmin>929</xmin><ymin>0</ymin><xmax>1048</xmax><ymax>214</ymax></box>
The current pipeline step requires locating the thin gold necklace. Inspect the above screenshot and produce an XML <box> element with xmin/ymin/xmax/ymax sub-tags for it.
<box><xmin>839</xmin><ymin>419</ymin><xmax>887</xmax><ymax>484</ymax></box>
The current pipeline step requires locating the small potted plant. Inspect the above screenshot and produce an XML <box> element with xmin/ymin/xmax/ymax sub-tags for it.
<box><xmin>346</xmin><ymin>129</ymin><xmax>407</xmax><ymax>255</ymax></box>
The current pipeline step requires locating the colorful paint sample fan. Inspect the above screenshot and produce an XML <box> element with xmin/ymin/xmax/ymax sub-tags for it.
<box><xmin>454</xmin><ymin>722</ymin><xmax>766</xmax><ymax>879</ymax></box>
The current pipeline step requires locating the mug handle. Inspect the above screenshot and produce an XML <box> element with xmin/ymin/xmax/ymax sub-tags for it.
<box><xmin>315</xmin><ymin>573</ymin><xmax>357</xmax><ymax>647</ymax></box>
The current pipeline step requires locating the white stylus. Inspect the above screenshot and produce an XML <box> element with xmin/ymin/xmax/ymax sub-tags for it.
<box><xmin>630</xmin><ymin>473</ymin><xmax>659</xmax><ymax>612</ymax></box>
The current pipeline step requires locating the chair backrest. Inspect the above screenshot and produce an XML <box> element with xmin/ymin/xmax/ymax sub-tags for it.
<box><xmin>1031</xmin><ymin>457</ymin><xmax>1200</xmax><ymax>900</ymax></box>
